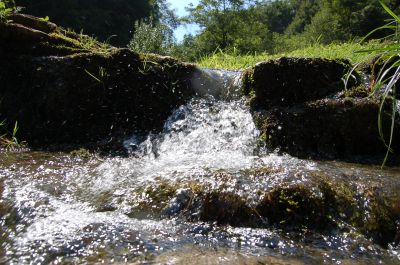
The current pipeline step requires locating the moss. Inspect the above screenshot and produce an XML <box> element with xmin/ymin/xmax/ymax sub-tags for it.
<box><xmin>38</xmin><ymin>42</ymin><xmax>90</xmax><ymax>55</ymax></box>
<box><xmin>48</xmin><ymin>31</ymin><xmax>83</xmax><ymax>48</ymax></box>
<box><xmin>70</xmin><ymin>148</ymin><xmax>91</xmax><ymax>158</ymax></box>
<box><xmin>241</xmin><ymin>68</ymin><xmax>255</xmax><ymax>97</ymax></box>
<box><xmin>344</xmin><ymin>84</ymin><xmax>369</xmax><ymax>98</ymax></box>
<box><xmin>200</xmin><ymin>191</ymin><xmax>257</xmax><ymax>226</ymax></box>
<box><xmin>256</xmin><ymin>184</ymin><xmax>336</xmax><ymax>229</ymax></box>
<box><xmin>359</xmin><ymin>187</ymin><xmax>399</xmax><ymax>246</ymax></box>
<box><xmin>125</xmin><ymin>181</ymin><xmax>178</xmax><ymax>219</ymax></box>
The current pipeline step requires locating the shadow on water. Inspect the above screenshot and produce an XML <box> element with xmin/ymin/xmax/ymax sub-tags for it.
<box><xmin>1</xmin><ymin>69</ymin><xmax>400</xmax><ymax>264</ymax></box>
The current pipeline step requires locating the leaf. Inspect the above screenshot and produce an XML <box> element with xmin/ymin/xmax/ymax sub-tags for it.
<box><xmin>84</xmin><ymin>69</ymin><xmax>101</xmax><ymax>83</ymax></box>
<box><xmin>39</xmin><ymin>16</ymin><xmax>50</xmax><ymax>22</ymax></box>
<box><xmin>380</xmin><ymin>0</ymin><xmax>400</xmax><ymax>23</ymax></box>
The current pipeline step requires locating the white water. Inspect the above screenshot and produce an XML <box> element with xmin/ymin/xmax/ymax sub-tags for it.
<box><xmin>93</xmin><ymin>70</ymin><xmax>316</xmax><ymax>191</ymax></box>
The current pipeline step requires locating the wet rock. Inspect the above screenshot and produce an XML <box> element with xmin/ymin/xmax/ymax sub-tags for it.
<box><xmin>0</xmin><ymin>14</ymin><xmax>198</xmax><ymax>150</ymax></box>
<box><xmin>199</xmin><ymin>192</ymin><xmax>257</xmax><ymax>227</ymax></box>
<box><xmin>162</xmin><ymin>188</ymin><xmax>194</xmax><ymax>218</ymax></box>
<box><xmin>244</xmin><ymin>57</ymin><xmax>400</xmax><ymax>161</ymax></box>
<box><xmin>58</xmin><ymin>167</ymin><xmax>400</xmax><ymax>247</ymax></box>
<box><xmin>125</xmin><ymin>182</ymin><xmax>179</xmax><ymax>219</ymax></box>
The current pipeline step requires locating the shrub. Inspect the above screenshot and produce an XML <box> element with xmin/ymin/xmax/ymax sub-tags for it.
<box><xmin>128</xmin><ymin>19</ymin><xmax>174</xmax><ymax>55</ymax></box>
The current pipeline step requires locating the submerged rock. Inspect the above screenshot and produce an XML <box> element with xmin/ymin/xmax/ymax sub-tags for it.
<box><xmin>95</xmin><ymin>169</ymin><xmax>400</xmax><ymax>247</ymax></box>
<box><xmin>243</xmin><ymin>57</ymin><xmax>400</xmax><ymax>162</ymax></box>
<box><xmin>0</xmin><ymin>14</ymin><xmax>198</xmax><ymax>150</ymax></box>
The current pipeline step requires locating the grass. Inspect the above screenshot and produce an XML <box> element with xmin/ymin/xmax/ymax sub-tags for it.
<box><xmin>0</xmin><ymin>121</ymin><xmax>24</xmax><ymax>150</ymax></box>
<box><xmin>357</xmin><ymin>1</ymin><xmax>400</xmax><ymax>167</ymax></box>
<box><xmin>50</xmin><ymin>28</ymin><xmax>112</xmax><ymax>53</ymax></box>
<box><xmin>198</xmin><ymin>41</ymin><xmax>384</xmax><ymax>70</ymax></box>
<box><xmin>78</xmin><ymin>30</ymin><xmax>112</xmax><ymax>51</ymax></box>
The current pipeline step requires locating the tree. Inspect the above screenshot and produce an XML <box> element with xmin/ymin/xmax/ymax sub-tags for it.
<box><xmin>128</xmin><ymin>0</ymin><xmax>178</xmax><ymax>55</ymax></box>
<box><xmin>285</xmin><ymin>0</ymin><xmax>320</xmax><ymax>35</ymax></box>
<box><xmin>150</xmin><ymin>0</ymin><xmax>179</xmax><ymax>30</ymax></box>
<box><xmin>170</xmin><ymin>34</ymin><xmax>201</xmax><ymax>61</ymax></box>
<box><xmin>302</xmin><ymin>3</ymin><xmax>344</xmax><ymax>44</ymax></box>
<box><xmin>258</xmin><ymin>0</ymin><xmax>297</xmax><ymax>34</ymax></box>
<box><xmin>185</xmin><ymin>0</ymin><xmax>248</xmax><ymax>50</ymax></box>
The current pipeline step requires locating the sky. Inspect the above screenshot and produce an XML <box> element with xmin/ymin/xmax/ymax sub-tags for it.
<box><xmin>167</xmin><ymin>0</ymin><xmax>200</xmax><ymax>42</ymax></box>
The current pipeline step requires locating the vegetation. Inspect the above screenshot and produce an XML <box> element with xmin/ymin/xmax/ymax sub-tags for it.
<box><xmin>128</xmin><ymin>0</ymin><xmax>178</xmax><ymax>55</ymax></box>
<box><xmin>0</xmin><ymin>0</ymin><xmax>14</xmax><ymax>22</ymax></box>
<box><xmin>168</xmin><ymin>0</ymin><xmax>399</xmax><ymax>62</ymax></box>
<box><xmin>198</xmin><ymin>41</ymin><xmax>383</xmax><ymax>70</ymax></box>
<box><xmin>128</xmin><ymin>19</ymin><xmax>174</xmax><ymax>55</ymax></box>
<box><xmin>358</xmin><ymin>1</ymin><xmax>400</xmax><ymax>166</ymax></box>
<box><xmin>11</xmin><ymin>0</ymin><xmax>398</xmax><ymax>61</ymax></box>
<box><xmin>0</xmin><ymin>121</ymin><xmax>24</xmax><ymax>150</ymax></box>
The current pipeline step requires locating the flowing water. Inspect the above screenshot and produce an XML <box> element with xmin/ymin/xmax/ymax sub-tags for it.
<box><xmin>1</xmin><ymin>70</ymin><xmax>400</xmax><ymax>264</ymax></box>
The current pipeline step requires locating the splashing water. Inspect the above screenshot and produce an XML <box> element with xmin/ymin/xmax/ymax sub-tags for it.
<box><xmin>1</xmin><ymin>70</ymin><xmax>400</xmax><ymax>264</ymax></box>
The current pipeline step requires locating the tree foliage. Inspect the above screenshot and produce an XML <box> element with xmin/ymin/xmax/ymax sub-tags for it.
<box><xmin>128</xmin><ymin>0</ymin><xmax>177</xmax><ymax>55</ymax></box>
<box><xmin>185</xmin><ymin>0</ymin><xmax>249</xmax><ymax>50</ymax></box>
<box><xmin>170</xmin><ymin>0</ymin><xmax>398</xmax><ymax>61</ymax></box>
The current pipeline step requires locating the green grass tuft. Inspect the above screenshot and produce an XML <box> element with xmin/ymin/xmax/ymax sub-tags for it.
<box><xmin>0</xmin><ymin>120</ymin><xmax>25</xmax><ymax>150</ymax></box>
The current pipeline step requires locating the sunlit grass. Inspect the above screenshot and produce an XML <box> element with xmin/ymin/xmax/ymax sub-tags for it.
<box><xmin>198</xmin><ymin>41</ymin><xmax>384</xmax><ymax>70</ymax></box>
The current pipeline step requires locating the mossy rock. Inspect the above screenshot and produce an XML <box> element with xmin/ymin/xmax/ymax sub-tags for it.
<box><xmin>0</xmin><ymin>15</ymin><xmax>199</xmax><ymax>150</ymax></box>
<box><xmin>248</xmin><ymin>57</ymin><xmax>354</xmax><ymax>109</ymax></box>
<box><xmin>343</xmin><ymin>84</ymin><xmax>370</xmax><ymax>98</ymax></box>
<box><xmin>242</xmin><ymin>57</ymin><xmax>399</xmax><ymax>161</ymax></box>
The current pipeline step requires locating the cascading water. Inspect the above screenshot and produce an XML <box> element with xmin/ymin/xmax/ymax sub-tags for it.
<box><xmin>1</xmin><ymin>69</ymin><xmax>400</xmax><ymax>264</ymax></box>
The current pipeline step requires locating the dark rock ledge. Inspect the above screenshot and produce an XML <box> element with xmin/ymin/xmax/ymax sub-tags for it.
<box><xmin>0</xmin><ymin>14</ymin><xmax>199</xmax><ymax>152</ymax></box>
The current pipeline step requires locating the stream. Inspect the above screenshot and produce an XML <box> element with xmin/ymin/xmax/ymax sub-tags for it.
<box><xmin>1</xmin><ymin>70</ymin><xmax>400</xmax><ymax>264</ymax></box>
